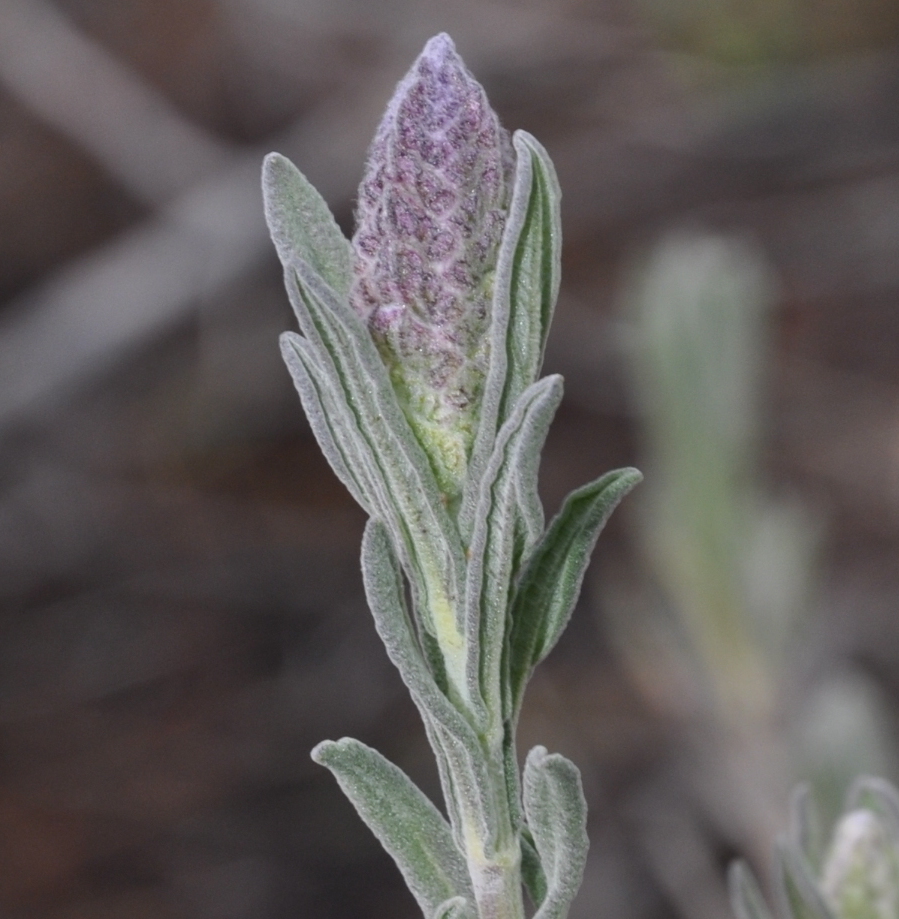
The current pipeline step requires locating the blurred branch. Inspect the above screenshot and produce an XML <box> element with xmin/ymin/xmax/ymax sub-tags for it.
<box><xmin>0</xmin><ymin>81</ymin><xmax>380</xmax><ymax>432</ymax></box>
<box><xmin>0</xmin><ymin>155</ymin><xmax>269</xmax><ymax>430</ymax></box>
<box><xmin>0</xmin><ymin>0</ymin><xmax>230</xmax><ymax>204</ymax></box>
<box><xmin>0</xmin><ymin>2</ymin><xmax>399</xmax><ymax>433</ymax></box>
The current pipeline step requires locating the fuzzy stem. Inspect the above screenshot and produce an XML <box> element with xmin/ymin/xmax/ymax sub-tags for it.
<box><xmin>460</xmin><ymin>740</ymin><xmax>526</xmax><ymax>919</ymax></box>
<box><xmin>468</xmin><ymin>850</ymin><xmax>525</xmax><ymax>919</ymax></box>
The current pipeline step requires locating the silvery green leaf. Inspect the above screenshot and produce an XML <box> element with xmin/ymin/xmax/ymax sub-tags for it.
<box><xmin>729</xmin><ymin>862</ymin><xmax>776</xmax><ymax>919</ymax></box>
<box><xmin>312</xmin><ymin>737</ymin><xmax>473</xmax><ymax>918</ymax></box>
<box><xmin>282</xmin><ymin>256</ymin><xmax>447</xmax><ymax>546</ymax></box>
<box><xmin>361</xmin><ymin>519</ymin><xmax>508</xmax><ymax>859</ymax></box>
<box><xmin>281</xmin><ymin>333</ymin><xmax>377</xmax><ymax>515</ymax></box>
<box><xmin>521</xmin><ymin>828</ymin><xmax>549</xmax><ymax>907</ymax></box>
<box><xmin>496</xmin><ymin>133</ymin><xmax>561</xmax><ymax>425</ymax></box>
<box><xmin>432</xmin><ymin>896</ymin><xmax>474</xmax><ymax>919</ymax></box>
<box><xmin>775</xmin><ymin>840</ymin><xmax>838</xmax><ymax>919</ymax></box>
<box><xmin>425</xmin><ymin>716</ymin><xmax>510</xmax><ymax>860</ymax></box>
<box><xmin>513</xmin><ymin>465</ymin><xmax>545</xmax><ymax>571</ymax></box>
<box><xmin>280</xmin><ymin>254</ymin><xmax>470</xmax><ymax>695</ymax></box>
<box><xmin>279</xmin><ymin>268</ymin><xmax>408</xmax><ymax>534</ymax></box>
<box><xmin>502</xmin><ymin>725</ymin><xmax>523</xmax><ymax>832</ymax></box>
<box><xmin>522</xmin><ymin>746</ymin><xmax>589</xmax><ymax>919</ymax></box>
<box><xmin>262</xmin><ymin>152</ymin><xmax>352</xmax><ymax>297</ymax></box>
<box><xmin>507</xmin><ymin>467</ymin><xmax>642</xmax><ymax>716</ymax></box>
<box><xmin>360</xmin><ymin>519</ymin><xmax>484</xmax><ymax>757</ymax></box>
<box><xmin>464</xmin><ymin>375</ymin><xmax>563</xmax><ymax>733</ymax></box>
<box><xmin>461</xmin><ymin>131</ymin><xmax>561</xmax><ymax>541</ymax></box>
<box><xmin>363</xmin><ymin>518</ymin><xmax>449</xmax><ymax>710</ymax></box>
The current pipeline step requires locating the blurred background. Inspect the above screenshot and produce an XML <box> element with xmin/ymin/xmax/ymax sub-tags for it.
<box><xmin>2</xmin><ymin>0</ymin><xmax>899</xmax><ymax>917</ymax></box>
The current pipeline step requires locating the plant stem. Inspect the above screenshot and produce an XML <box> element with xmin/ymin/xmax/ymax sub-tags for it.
<box><xmin>468</xmin><ymin>854</ymin><xmax>525</xmax><ymax>919</ymax></box>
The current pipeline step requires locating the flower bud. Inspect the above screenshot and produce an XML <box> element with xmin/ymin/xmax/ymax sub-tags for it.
<box><xmin>350</xmin><ymin>33</ymin><xmax>513</xmax><ymax>497</ymax></box>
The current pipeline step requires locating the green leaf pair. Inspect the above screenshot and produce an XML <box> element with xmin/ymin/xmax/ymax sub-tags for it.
<box><xmin>310</xmin><ymin>738</ymin><xmax>591</xmax><ymax>919</ymax></box>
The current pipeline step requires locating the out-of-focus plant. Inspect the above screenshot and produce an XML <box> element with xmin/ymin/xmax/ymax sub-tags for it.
<box><xmin>623</xmin><ymin>233</ymin><xmax>790</xmax><ymax>725</ymax></box>
<box><xmin>731</xmin><ymin>777</ymin><xmax>899</xmax><ymax>919</ymax></box>
<box><xmin>262</xmin><ymin>34</ymin><xmax>639</xmax><ymax>919</ymax></box>
<box><xmin>617</xmin><ymin>231</ymin><xmax>895</xmax><ymax>856</ymax></box>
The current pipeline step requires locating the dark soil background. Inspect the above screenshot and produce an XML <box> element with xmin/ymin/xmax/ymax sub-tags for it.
<box><xmin>2</xmin><ymin>1</ymin><xmax>899</xmax><ymax>918</ymax></box>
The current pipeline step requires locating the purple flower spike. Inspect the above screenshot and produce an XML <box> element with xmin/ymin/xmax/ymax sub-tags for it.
<box><xmin>350</xmin><ymin>34</ymin><xmax>514</xmax><ymax>497</ymax></box>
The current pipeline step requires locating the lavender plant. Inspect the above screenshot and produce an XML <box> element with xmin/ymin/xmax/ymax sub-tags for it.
<box><xmin>262</xmin><ymin>34</ymin><xmax>640</xmax><ymax>919</ymax></box>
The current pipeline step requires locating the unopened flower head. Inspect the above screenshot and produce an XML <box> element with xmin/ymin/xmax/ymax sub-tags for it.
<box><xmin>350</xmin><ymin>33</ymin><xmax>514</xmax><ymax>497</ymax></box>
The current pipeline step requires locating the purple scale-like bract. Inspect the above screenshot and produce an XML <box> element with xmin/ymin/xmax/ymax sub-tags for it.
<box><xmin>350</xmin><ymin>34</ymin><xmax>514</xmax><ymax>497</ymax></box>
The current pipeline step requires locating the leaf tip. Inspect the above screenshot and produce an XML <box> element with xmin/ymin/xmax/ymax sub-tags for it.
<box><xmin>278</xmin><ymin>329</ymin><xmax>301</xmax><ymax>361</ymax></box>
<box><xmin>310</xmin><ymin>737</ymin><xmax>344</xmax><ymax>766</ymax></box>
<box><xmin>262</xmin><ymin>150</ymin><xmax>286</xmax><ymax>178</ymax></box>
<box><xmin>620</xmin><ymin>466</ymin><xmax>644</xmax><ymax>488</ymax></box>
<box><xmin>525</xmin><ymin>745</ymin><xmax>550</xmax><ymax>771</ymax></box>
<box><xmin>511</xmin><ymin>130</ymin><xmax>549</xmax><ymax>165</ymax></box>
<box><xmin>261</xmin><ymin>151</ymin><xmax>291</xmax><ymax>210</ymax></box>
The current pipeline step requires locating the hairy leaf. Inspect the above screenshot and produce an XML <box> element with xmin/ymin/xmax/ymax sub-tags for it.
<box><xmin>362</xmin><ymin>519</ymin><xmax>509</xmax><ymax>858</ymax></box>
<box><xmin>280</xmin><ymin>333</ymin><xmax>377</xmax><ymax>515</ymax></box>
<box><xmin>461</xmin><ymin>131</ymin><xmax>561</xmax><ymax>541</ymax></box>
<box><xmin>280</xmin><ymin>255</ymin><xmax>471</xmax><ymax>699</ymax></box>
<box><xmin>312</xmin><ymin>738</ymin><xmax>473</xmax><ymax>918</ymax></box>
<box><xmin>464</xmin><ymin>375</ymin><xmax>563</xmax><ymax>732</ymax></box>
<box><xmin>507</xmin><ymin>467</ymin><xmax>642</xmax><ymax>715</ymax></box>
<box><xmin>497</xmin><ymin>133</ymin><xmax>561</xmax><ymax>425</ymax></box>
<box><xmin>523</xmin><ymin>747</ymin><xmax>589</xmax><ymax>919</ymax></box>
<box><xmin>264</xmin><ymin>147</ymin><xmax>470</xmax><ymax>680</ymax></box>
<box><xmin>262</xmin><ymin>153</ymin><xmax>352</xmax><ymax>297</ymax></box>
<box><xmin>521</xmin><ymin>827</ymin><xmax>549</xmax><ymax>907</ymax></box>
